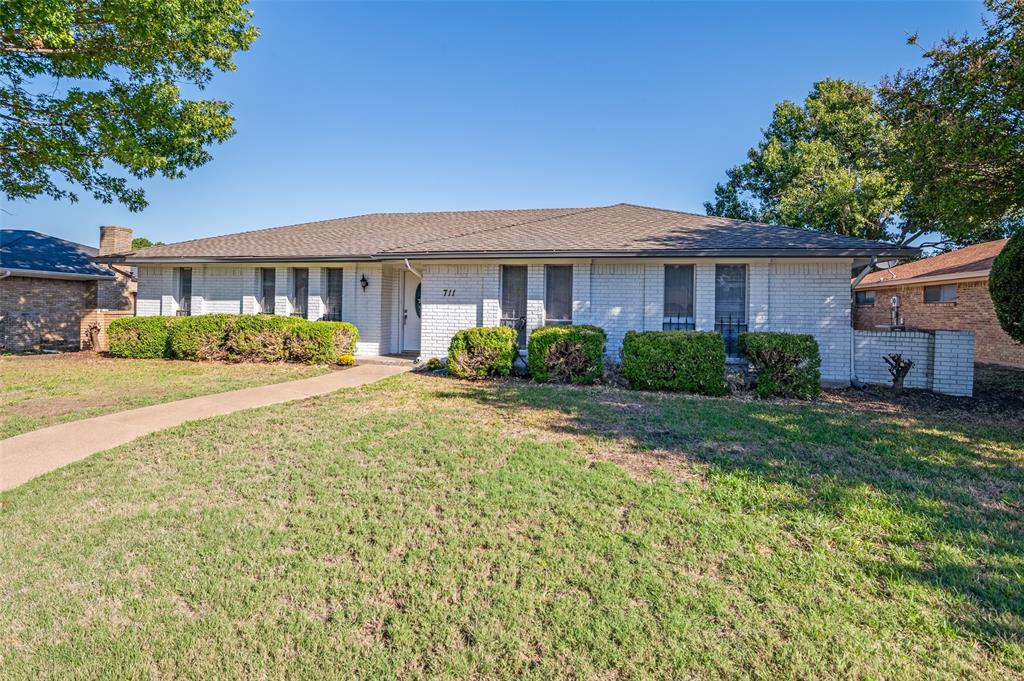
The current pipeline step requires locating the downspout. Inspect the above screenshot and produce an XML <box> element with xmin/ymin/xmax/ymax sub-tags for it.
<box><xmin>403</xmin><ymin>258</ymin><xmax>421</xmax><ymax>278</ymax></box>
<box><xmin>849</xmin><ymin>257</ymin><xmax>877</xmax><ymax>388</ymax></box>
<box><xmin>0</xmin><ymin>270</ymin><xmax>11</xmax><ymax>280</ymax></box>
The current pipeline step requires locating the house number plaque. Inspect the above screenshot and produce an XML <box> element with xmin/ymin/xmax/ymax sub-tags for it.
<box><xmin>441</xmin><ymin>289</ymin><xmax>456</xmax><ymax>297</ymax></box>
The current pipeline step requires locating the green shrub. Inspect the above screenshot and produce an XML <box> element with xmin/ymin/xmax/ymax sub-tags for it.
<box><xmin>167</xmin><ymin>315</ymin><xmax>232</xmax><ymax>361</ymax></box>
<box><xmin>990</xmin><ymin>231</ymin><xmax>1023</xmax><ymax>343</ymax></box>
<box><xmin>527</xmin><ymin>324</ymin><xmax>606</xmax><ymax>384</ymax></box>
<box><xmin>107</xmin><ymin>317</ymin><xmax>173</xmax><ymax>358</ymax></box>
<box><xmin>108</xmin><ymin>314</ymin><xmax>359</xmax><ymax>364</ymax></box>
<box><xmin>740</xmin><ymin>331</ymin><xmax>821</xmax><ymax>400</ymax></box>
<box><xmin>424</xmin><ymin>357</ymin><xmax>443</xmax><ymax>371</ymax></box>
<box><xmin>620</xmin><ymin>330</ymin><xmax>728</xmax><ymax>396</ymax></box>
<box><xmin>283</xmin><ymin>320</ymin><xmax>359</xmax><ymax>364</ymax></box>
<box><xmin>447</xmin><ymin>327</ymin><xmax>517</xmax><ymax>379</ymax></box>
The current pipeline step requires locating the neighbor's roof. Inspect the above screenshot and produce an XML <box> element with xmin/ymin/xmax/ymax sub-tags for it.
<box><xmin>1</xmin><ymin>230</ymin><xmax>114</xmax><ymax>280</ymax></box>
<box><xmin>855</xmin><ymin>239</ymin><xmax>1008</xmax><ymax>290</ymax></box>
<box><xmin>108</xmin><ymin>204</ymin><xmax>917</xmax><ymax>263</ymax></box>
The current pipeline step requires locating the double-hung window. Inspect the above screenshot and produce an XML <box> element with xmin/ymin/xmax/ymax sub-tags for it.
<box><xmin>544</xmin><ymin>265</ymin><xmax>573</xmax><ymax>326</ymax></box>
<box><xmin>663</xmin><ymin>265</ymin><xmax>695</xmax><ymax>330</ymax></box>
<box><xmin>291</xmin><ymin>268</ymin><xmax>308</xmax><ymax>318</ymax></box>
<box><xmin>176</xmin><ymin>267</ymin><xmax>192</xmax><ymax>317</ymax></box>
<box><xmin>260</xmin><ymin>268</ymin><xmax>276</xmax><ymax>314</ymax></box>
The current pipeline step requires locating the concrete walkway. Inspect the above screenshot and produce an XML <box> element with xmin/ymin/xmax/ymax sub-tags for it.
<box><xmin>0</xmin><ymin>363</ymin><xmax>410</xmax><ymax>492</ymax></box>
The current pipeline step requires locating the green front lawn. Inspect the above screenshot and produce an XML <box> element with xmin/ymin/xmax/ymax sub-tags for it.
<box><xmin>1</xmin><ymin>373</ymin><xmax>1021</xmax><ymax>678</ymax></box>
<box><xmin>0</xmin><ymin>353</ymin><xmax>329</xmax><ymax>438</ymax></box>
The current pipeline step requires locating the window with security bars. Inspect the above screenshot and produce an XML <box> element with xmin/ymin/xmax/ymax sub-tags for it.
<box><xmin>323</xmin><ymin>269</ymin><xmax>344</xmax><ymax>321</ymax></box>
<box><xmin>500</xmin><ymin>265</ymin><xmax>528</xmax><ymax>348</ymax></box>
<box><xmin>714</xmin><ymin>264</ymin><xmax>747</xmax><ymax>357</ymax></box>
<box><xmin>663</xmin><ymin>264</ymin><xmax>695</xmax><ymax>330</ymax></box>
<box><xmin>544</xmin><ymin>265</ymin><xmax>573</xmax><ymax>326</ymax></box>
<box><xmin>176</xmin><ymin>267</ymin><xmax>192</xmax><ymax>316</ymax></box>
<box><xmin>260</xmin><ymin>268</ymin><xmax>276</xmax><ymax>314</ymax></box>
<box><xmin>291</xmin><ymin>268</ymin><xmax>308</xmax><ymax>318</ymax></box>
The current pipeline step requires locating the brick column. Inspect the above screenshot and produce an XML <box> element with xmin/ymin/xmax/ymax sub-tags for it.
<box><xmin>932</xmin><ymin>330</ymin><xmax>975</xmax><ymax>397</ymax></box>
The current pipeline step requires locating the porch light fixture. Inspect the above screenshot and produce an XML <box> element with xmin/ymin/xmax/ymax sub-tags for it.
<box><xmin>360</xmin><ymin>274</ymin><xmax>369</xmax><ymax>291</ymax></box>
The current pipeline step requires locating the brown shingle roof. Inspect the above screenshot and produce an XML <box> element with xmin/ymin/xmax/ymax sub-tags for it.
<box><xmin>119</xmin><ymin>204</ymin><xmax>916</xmax><ymax>262</ymax></box>
<box><xmin>856</xmin><ymin>239</ymin><xmax>1007</xmax><ymax>289</ymax></box>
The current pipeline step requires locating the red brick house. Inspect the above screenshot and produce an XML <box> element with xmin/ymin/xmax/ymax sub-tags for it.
<box><xmin>0</xmin><ymin>226</ymin><xmax>136</xmax><ymax>353</ymax></box>
<box><xmin>852</xmin><ymin>239</ymin><xmax>1022</xmax><ymax>368</ymax></box>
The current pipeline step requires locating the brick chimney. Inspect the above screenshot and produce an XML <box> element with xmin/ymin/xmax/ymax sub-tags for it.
<box><xmin>99</xmin><ymin>225</ymin><xmax>133</xmax><ymax>255</ymax></box>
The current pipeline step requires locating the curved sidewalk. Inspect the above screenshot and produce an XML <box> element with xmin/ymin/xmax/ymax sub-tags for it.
<box><xmin>0</xmin><ymin>363</ymin><xmax>410</xmax><ymax>492</ymax></box>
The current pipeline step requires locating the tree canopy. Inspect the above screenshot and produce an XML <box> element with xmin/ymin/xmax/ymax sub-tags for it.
<box><xmin>878</xmin><ymin>0</ymin><xmax>1023</xmax><ymax>245</ymax></box>
<box><xmin>704</xmin><ymin>79</ymin><xmax>909</xmax><ymax>244</ymax></box>
<box><xmin>131</xmin><ymin>237</ymin><xmax>163</xmax><ymax>250</ymax></box>
<box><xmin>1</xmin><ymin>0</ymin><xmax>258</xmax><ymax>211</ymax></box>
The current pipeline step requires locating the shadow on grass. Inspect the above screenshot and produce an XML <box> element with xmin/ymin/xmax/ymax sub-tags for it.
<box><xmin>428</xmin><ymin>378</ymin><xmax>1024</xmax><ymax>647</ymax></box>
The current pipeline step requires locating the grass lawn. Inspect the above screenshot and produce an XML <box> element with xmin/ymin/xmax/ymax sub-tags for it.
<box><xmin>1</xmin><ymin>372</ymin><xmax>1021</xmax><ymax>679</ymax></box>
<box><xmin>0</xmin><ymin>353</ymin><xmax>329</xmax><ymax>439</ymax></box>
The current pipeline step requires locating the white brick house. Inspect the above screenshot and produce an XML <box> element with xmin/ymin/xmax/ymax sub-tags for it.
<box><xmin>100</xmin><ymin>204</ymin><xmax>916</xmax><ymax>385</ymax></box>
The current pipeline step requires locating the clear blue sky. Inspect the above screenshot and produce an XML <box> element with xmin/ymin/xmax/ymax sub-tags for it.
<box><xmin>3</xmin><ymin>1</ymin><xmax>985</xmax><ymax>247</ymax></box>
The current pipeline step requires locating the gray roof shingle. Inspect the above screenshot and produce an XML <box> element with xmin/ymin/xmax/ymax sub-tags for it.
<box><xmin>1</xmin><ymin>230</ymin><xmax>114</xmax><ymax>279</ymax></box>
<box><xmin>118</xmin><ymin>204</ymin><xmax>916</xmax><ymax>262</ymax></box>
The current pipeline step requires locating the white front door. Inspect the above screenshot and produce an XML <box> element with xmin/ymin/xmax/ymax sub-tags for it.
<box><xmin>402</xmin><ymin>271</ymin><xmax>421</xmax><ymax>352</ymax></box>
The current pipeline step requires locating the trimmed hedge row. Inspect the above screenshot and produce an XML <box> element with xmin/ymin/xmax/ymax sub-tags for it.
<box><xmin>740</xmin><ymin>331</ymin><xmax>821</xmax><ymax>400</ymax></box>
<box><xmin>527</xmin><ymin>324</ymin><xmax>606</xmax><ymax>384</ymax></box>
<box><xmin>108</xmin><ymin>315</ymin><xmax>359</xmax><ymax>364</ymax></box>
<box><xmin>447</xmin><ymin>326</ymin><xmax>518</xmax><ymax>379</ymax></box>
<box><xmin>620</xmin><ymin>330</ymin><xmax>728</xmax><ymax>396</ymax></box>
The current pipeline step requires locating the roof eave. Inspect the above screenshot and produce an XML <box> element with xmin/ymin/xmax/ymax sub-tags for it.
<box><xmin>104</xmin><ymin>254</ymin><xmax>377</xmax><ymax>264</ymax></box>
<box><xmin>1</xmin><ymin>266</ymin><xmax>115</xmax><ymax>281</ymax></box>
<box><xmin>855</xmin><ymin>269</ymin><xmax>991</xmax><ymax>290</ymax></box>
<box><xmin>381</xmin><ymin>247</ymin><xmax>920</xmax><ymax>260</ymax></box>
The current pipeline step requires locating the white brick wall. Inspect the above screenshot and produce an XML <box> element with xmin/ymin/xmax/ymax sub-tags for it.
<box><xmin>853</xmin><ymin>329</ymin><xmax>975</xmax><ymax>396</ymax></box>
<box><xmin>767</xmin><ymin>261</ymin><xmax>852</xmax><ymax>383</ymax></box>
<box><xmin>420</xmin><ymin>263</ymin><xmax>498</xmax><ymax>359</ymax></box>
<box><xmin>133</xmin><ymin>257</ymin><xmax>880</xmax><ymax>381</ymax></box>
<box><xmin>591</xmin><ymin>263</ymin><xmax>644</xmax><ymax>354</ymax></box>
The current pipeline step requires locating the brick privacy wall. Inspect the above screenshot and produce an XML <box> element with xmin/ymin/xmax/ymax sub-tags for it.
<box><xmin>0</xmin><ymin>276</ymin><xmax>97</xmax><ymax>352</ymax></box>
<box><xmin>80</xmin><ymin>309</ymin><xmax>133</xmax><ymax>351</ymax></box>
<box><xmin>853</xmin><ymin>280</ymin><xmax>1024</xmax><ymax>368</ymax></box>
<box><xmin>853</xmin><ymin>329</ymin><xmax>975</xmax><ymax>396</ymax></box>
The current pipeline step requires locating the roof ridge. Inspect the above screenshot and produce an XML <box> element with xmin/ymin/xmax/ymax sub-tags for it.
<box><xmin>380</xmin><ymin>206</ymin><xmax>611</xmax><ymax>253</ymax></box>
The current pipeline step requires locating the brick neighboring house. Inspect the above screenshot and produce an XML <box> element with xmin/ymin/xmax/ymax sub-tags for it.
<box><xmin>99</xmin><ymin>203</ymin><xmax>918</xmax><ymax>386</ymax></box>
<box><xmin>0</xmin><ymin>226</ymin><xmax>136</xmax><ymax>353</ymax></box>
<box><xmin>852</xmin><ymin>239</ymin><xmax>1022</xmax><ymax>368</ymax></box>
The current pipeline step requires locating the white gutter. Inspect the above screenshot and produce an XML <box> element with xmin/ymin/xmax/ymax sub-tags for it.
<box><xmin>850</xmin><ymin>256</ymin><xmax>877</xmax><ymax>291</ymax></box>
<box><xmin>403</xmin><ymin>258</ymin><xmax>421</xmax><ymax>279</ymax></box>
<box><xmin>0</xmin><ymin>267</ymin><xmax>114</xmax><ymax>281</ymax></box>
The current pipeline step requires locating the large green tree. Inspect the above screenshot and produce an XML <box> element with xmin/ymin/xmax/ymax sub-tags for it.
<box><xmin>1</xmin><ymin>1</ymin><xmax>257</xmax><ymax>211</ymax></box>
<box><xmin>878</xmin><ymin>0</ymin><xmax>1023</xmax><ymax>244</ymax></box>
<box><xmin>704</xmin><ymin>79</ymin><xmax>911</xmax><ymax>244</ymax></box>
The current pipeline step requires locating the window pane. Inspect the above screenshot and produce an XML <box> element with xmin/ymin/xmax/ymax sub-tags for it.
<box><xmin>924</xmin><ymin>284</ymin><xmax>957</xmax><ymax>304</ymax></box>
<box><xmin>501</xmin><ymin>266</ymin><xmax>528</xmax><ymax>347</ymax></box>
<box><xmin>292</xmin><ymin>268</ymin><xmax>308</xmax><ymax>317</ymax></box>
<box><xmin>178</xmin><ymin>268</ymin><xmax>192</xmax><ymax>316</ymax></box>
<box><xmin>261</xmin><ymin>268</ymin><xmax>276</xmax><ymax>314</ymax></box>
<box><xmin>545</xmin><ymin>265</ymin><xmax>573</xmax><ymax>325</ymax></box>
<box><xmin>326</xmin><ymin>269</ymin><xmax>343</xmax><ymax>320</ymax></box>
<box><xmin>855</xmin><ymin>291</ymin><xmax>875</xmax><ymax>306</ymax></box>
<box><xmin>715</xmin><ymin>264</ymin><xmax>747</xmax><ymax>357</ymax></box>
<box><xmin>664</xmin><ymin>265</ymin><xmax>694</xmax><ymax>316</ymax></box>
<box><xmin>714</xmin><ymin>265</ymin><xmax>747</xmax><ymax>322</ymax></box>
